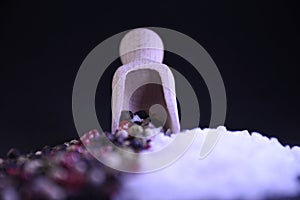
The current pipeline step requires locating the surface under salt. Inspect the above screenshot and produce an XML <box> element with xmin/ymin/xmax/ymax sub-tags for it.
<box><xmin>117</xmin><ymin>126</ymin><xmax>300</xmax><ymax>200</ymax></box>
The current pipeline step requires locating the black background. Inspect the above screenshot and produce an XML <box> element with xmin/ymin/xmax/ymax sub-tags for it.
<box><xmin>0</xmin><ymin>1</ymin><xmax>299</xmax><ymax>157</ymax></box>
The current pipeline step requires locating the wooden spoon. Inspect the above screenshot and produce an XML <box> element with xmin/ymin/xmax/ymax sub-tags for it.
<box><xmin>111</xmin><ymin>28</ymin><xmax>180</xmax><ymax>134</ymax></box>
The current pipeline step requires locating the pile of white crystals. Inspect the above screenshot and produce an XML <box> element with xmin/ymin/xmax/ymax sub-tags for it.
<box><xmin>117</xmin><ymin>126</ymin><xmax>300</xmax><ymax>200</ymax></box>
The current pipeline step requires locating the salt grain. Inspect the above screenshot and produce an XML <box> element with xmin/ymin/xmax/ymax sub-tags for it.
<box><xmin>118</xmin><ymin>127</ymin><xmax>300</xmax><ymax>200</ymax></box>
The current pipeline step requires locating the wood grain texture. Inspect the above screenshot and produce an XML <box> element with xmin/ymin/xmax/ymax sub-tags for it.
<box><xmin>112</xmin><ymin>28</ymin><xmax>180</xmax><ymax>134</ymax></box>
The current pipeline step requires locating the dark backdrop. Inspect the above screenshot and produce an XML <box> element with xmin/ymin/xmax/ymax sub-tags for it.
<box><xmin>0</xmin><ymin>1</ymin><xmax>299</xmax><ymax>157</ymax></box>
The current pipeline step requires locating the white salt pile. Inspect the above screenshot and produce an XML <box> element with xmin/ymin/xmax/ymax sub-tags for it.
<box><xmin>117</xmin><ymin>126</ymin><xmax>300</xmax><ymax>200</ymax></box>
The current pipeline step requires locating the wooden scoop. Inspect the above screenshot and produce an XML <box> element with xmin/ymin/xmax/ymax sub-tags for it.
<box><xmin>111</xmin><ymin>28</ymin><xmax>180</xmax><ymax>134</ymax></box>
